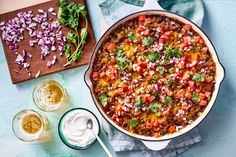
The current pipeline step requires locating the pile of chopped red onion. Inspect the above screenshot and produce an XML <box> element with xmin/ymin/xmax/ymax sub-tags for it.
<box><xmin>0</xmin><ymin>8</ymin><xmax>65</xmax><ymax>78</ymax></box>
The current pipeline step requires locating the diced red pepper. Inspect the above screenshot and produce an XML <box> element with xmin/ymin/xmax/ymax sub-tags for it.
<box><xmin>193</xmin><ymin>36</ymin><xmax>200</xmax><ymax>42</ymax></box>
<box><xmin>92</xmin><ymin>72</ymin><xmax>99</xmax><ymax>79</ymax></box>
<box><xmin>136</xmin><ymin>27</ymin><xmax>143</xmax><ymax>33</ymax></box>
<box><xmin>205</xmin><ymin>77</ymin><xmax>214</xmax><ymax>83</ymax></box>
<box><xmin>196</xmin><ymin>82</ymin><xmax>201</xmax><ymax>87</ymax></box>
<box><xmin>202</xmin><ymin>47</ymin><xmax>208</xmax><ymax>54</ymax></box>
<box><xmin>185</xmin><ymin>91</ymin><xmax>192</xmax><ymax>99</ymax></box>
<box><xmin>205</xmin><ymin>91</ymin><xmax>212</xmax><ymax>98</ymax></box>
<box><xmin>176</xmin><ymin>89</ymin><xmax>185</xmax><ymax>99</ymax></box>
<box><xmin>147</xmin><ymin>122</ymin><xmax>153</xmax><ymax>129</ymax></box>
<box><xmin>144</xmin><ymin>29</ymin><xmax>150</xmax><ymax>36</ymax></box>
<box><xmin>107</xmin><ymin>43</ymin><xmax>116</xmax><ymax>52</ymax></box>
<box><xmin>122</xmin><ymin>85</ymin><xmax>128</xmax><ymax>92</ymax></box>
<box><xmin>138</xmin><ymin>15</ymin><xmax>146</xmax><ymax>22</ymax></box>
<box><xmin>111</xmin><ymin>57</ymin><xmax>116</xmax><ymax>64</ymax></box>
<box><xmin>168</xmin><ymin>125</ymin><xmax>176</xmax><ymax>133</ymax></box>
<box><xmin>100</xmin><ymin>71</ymin><xmax>106</xmax><ymax>78</ymax></box>
<box><xmin>183</xmin><ymin>24</ymin><xmax>192</xmax><ymax>31</ymax></box>
<box><xmin>147</xmin><ymin>96</ymin><xmax>156</xmax><ymax>103</ymax></box>
<box><xmin>199</xmin><ymin>100</ymin><xmax>208</xmax><ymax>106</ymax></box>
<box><xmin>190</xmin><ymin>67</ymin><xmax>196</xmax><ymax>73</ymax></box>
<box><xmin>112</xmin><ymin>114</ymin><xmax>118</xmax><ymax>120</ymax></box>
<box><xmin>165</xmin><ymin>87</ymin><xmax>173</xmax><ymax>96</ymax></box>
<box><xmin>188</xmin><ymin>80</ymin><xmax>195</xmax><ymax>88</ymax></box>
<box><xmin>141</xmin><ymin>94</ymin><xmax>147</xmax><ymax>102</ymax></box>
<box><xmin>134</xmin><ymin>111</ymin><xmax>141</xmax><ymax>117</ymax></box>
<box><xmin>139</xmin><ymin>45</ymin><xmax>145</xmax><ymax>51</ymax></box>
<box><xmin>199</xmin><ymin>93</ymin><xmax>206</xmax><ymax>100</ymax></box>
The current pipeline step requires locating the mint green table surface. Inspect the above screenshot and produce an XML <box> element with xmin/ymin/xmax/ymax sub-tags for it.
<box><xmin>0</xmin><ymin>0</ymin><xmax>235</xmax><ymax>157</ymax></box>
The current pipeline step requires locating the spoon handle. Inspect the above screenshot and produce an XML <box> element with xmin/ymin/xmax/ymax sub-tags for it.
<box><xmin>93</xmin><ymin>131</ymin><xmax>113</xmax><ymax>157</ymax></box>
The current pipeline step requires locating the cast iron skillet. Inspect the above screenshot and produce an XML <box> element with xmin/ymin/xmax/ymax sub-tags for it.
<box><xmin>84</xmin><ymin>0</ymin><xmax>225</xmax><ymax>150</ymax></box>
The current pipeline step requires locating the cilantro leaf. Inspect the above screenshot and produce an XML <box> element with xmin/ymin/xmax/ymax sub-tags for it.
<box><xmin>135</xmin><ymin>96</ymin><xmax>144</xmax><ymax>109</ymax></box>
<box><xmin>157</xmin><ymin>66</ymin><xmax>164</xmax><ymax>74</ymax></box>
<box><xmin>165</xmin><ymin>46</ymin><xmax>183</xmax><ymax>58</ymax></box>
<box><xmin>67</xmin><ymin>32</ymin><xmax>77</xmax><ymax>44</ymax></box>
<box><xmin>142</xmin><ymin>37</ymin><xmax>153</xmax><ymax>46</ymax></box>
<box><xmin>192</xmin><ymin>92</ymin><xmax>200</xmax><ymax>103</ymax></box>
<box><xmin>98</xmin><ymin>94</ymin><xmax>108</xmax><ymax>106</ymax></box>
<box><xmin>149</xmin><ymin>102</ymin><xmax>163</xmax><ymax>113</ymax></box>
<box><xmin>128</xmin><ymin>32</ymin><xmax>138</xmax><ymax>43</ymax></box>
<box><xmin>192</xmin><ymin>73</ymin><xmax>205</xmax><ymax>82</ymax></box>
<box><xmin>166</xmin><ymin>79</ymin><xmax>174</xmax><ymax>85</ymax></box>
<box><xmin>128</xmin><ymin>118</ymin><xmax>139</xmax><ymax>128</ymax></box>
<box><xmin>148</xmin><ymin>51</ymin><xmax>160</xmax><ymax>62</ymax></box>
<box><xmin>165</xmin><ymin>96</ymin><xmax>173</xmax><ymax>105</ymax></box>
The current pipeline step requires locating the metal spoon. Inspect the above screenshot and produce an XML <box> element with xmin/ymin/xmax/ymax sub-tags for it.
<box><xmin>87</xmin><ymin>119</ymin><xmax>113</xmax><ymax>157</ymax></box>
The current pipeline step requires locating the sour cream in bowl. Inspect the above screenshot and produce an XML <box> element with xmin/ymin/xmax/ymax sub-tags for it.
<box><xmin>58</xmin><ymin>108</ymin><xmax>100</xmax><ymax>149</ymax></box>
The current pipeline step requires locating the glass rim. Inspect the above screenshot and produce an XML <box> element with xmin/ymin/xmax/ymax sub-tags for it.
<box><xmin>12</xmin><ymin>109</ymin><xmax>46</xmax><ymax>142</ymax></box>
<box><xmin>32</xmin><ymin>80</ymin><xmax>66</xmax><ymax>112</ymax></box>
<box><xmin>58</xmin><ymin>108</ymin><xmax>101</xmax><ymax>150</ymax></box>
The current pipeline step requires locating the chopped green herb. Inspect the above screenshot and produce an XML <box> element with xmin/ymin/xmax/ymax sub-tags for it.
<box><xmin>114</xmin><ymin>46</ymin><xmax>123</xmax><ymax>55</ymax></box>
<box><xmin>98</xmin><ymin>94</ymin><xmax>108</xmax><ymax>106</ymax></box>
<box><xmin>192</xmin><ymin>92</ymin><xmax>200</xmax><ymax>103</ymax></box>
<box><xmin>157</xmin><ymin>66</ymin><xmax>164</xmax><ymax>74</ymax></box>
<box><xmin>155</xmin><ymin>112</ymin><xmax>162</xmax><ymax>117</ymax></box>
<box><xmin>135</xmin><ymin>96</ymin><xmax>144</xmax><ymax>109</ymax></box>
<box><xmin>165</xmin><ymin>46</ymin><xmax>183</xmax><ymax>58</ymax></box>
<box><xmin>192</xmin><ymin>73</ymin><xmax>205</xmax><ymax>82</ymax></box>
<box><xmin>165</xmin><ymin>96</ymin><xmax>173</xmax><ymax>105</ymax></box>
<box><xmin>148</xmin><ymin>51</ymin><xmax>160</xmax><ymax>62</ymax></box>
<box><xmin>64</xmin><ymin>44</ymin><xmax>71</xmax><ymax>61</ymax></box>
<box><xmin>149</xmin><ymin>102</ymin><xmax>163</xmax><ymax>113</ymax></box>
<box><xmin>128</xmin><ymin>32</ymin><xmax>138</xmax><ymax>42</ymax></box>
<box><xmin>142</xmin><ymin>37</ymin><xmax>153</xmax><ymax>46</ymax></box>
<box><xmin>128</xmin><ymin>118</ymin><xmax>139</xmax><ymax>127</ymax></box>
<box><xmin>58</xmin><ymin>0</ymin><xmax>88</xmax><ymax>67</ymax></box>
<box><xmin>166</xmin><ymin>79</ymin><xmax>174</xmax><ymax>85</ymax></box>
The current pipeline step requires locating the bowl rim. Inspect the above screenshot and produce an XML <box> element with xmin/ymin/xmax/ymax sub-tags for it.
<box><xmin>84</xmin><ymin>10</ymin><xmax>226</xmax><ymax>141</ymax></box>
<box><xmin>58</xmin><ymin>107</ymin><xmax>101</xmax><ymax>150</ymax></box>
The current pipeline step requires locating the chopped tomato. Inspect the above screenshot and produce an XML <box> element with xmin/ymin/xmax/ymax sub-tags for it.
<box><xmin>147</xmin><ymin>75</ymin><xmax>153</xmax><ymax>81</ymax></box>
<box><xmin>138</xmin><ymin>15</ymin><xmax>146</xmax><ymax>22</ymax></box>
<box><xmin>112</xmin><ymin>114</ymin><xmax>118</xmax><ymax>120</ymax></box>
<box><xmin>185</xmin><ymin>91</ymin><xmax>192</xmax><ymax>99</ymax></box>
<box><xmin>176</xmin><ymin>89</ymin><xmax>185</xmax><ymax>99</ymax></box>
<box><xmin>144</xmin><ymin>29</ymin><xmax>150</xmax><ymax>36</ymax></box>
<box><xmin>107</xmin><ymin>43</ymin><xmax>116</xmax><ymax>52</ymax></box>
<box><xmin>147</xmin><ymin>96</ymin><xmax>156</xmax><ymax>103</ymax></box>
<box><xmin>202</xmin><ymin>47</ymin><xmax>208</xmax><ymax>54</ymax></box>
<box><xmin>193</xmin><ymin>36</ymin><xmax>200</xmax><ymax>42</ymax></box>
<box><xmin>181</xmin><ymin>56</ymin><xmax>187</xmax><ymax>62</ymax></box>
<box><xmin>199</xmin><ymin>100</ymin><xmax>208</xmax><ymax>106</ymax></box>
<box><xmin>134</xmin><ymin>111</ymin><xmax>141</xmax><ymax>117</ymax></box>
<box><xmin>205</xmin><ymin>91</ymin><xmax>211</xmax><ymax>98</ymax></box>
<box><xmin>141</xmin><ymin>94</ymin><xmax>147</xmax><ymax>102</ymax></box>
<box><xmin>92</xmin><ymin>72</ymin><xmax>99</xmax><ymax>79</ymax></box>
<box><xmin>146</xmin><ymin>122</ymin><xmax>153</xmax><ymax>129</ymax></box>
<box><xmin>111</xmin><ymin>57</ymin><xmax>116</xmax><ymax>64</ymax></box>
<box><xmin>168</xmin><ymin>126</ymin><xmax>176</xmax><ymax>133</ymax></box>
<box><xmin>139</xmin><ymin>45</ymin><xmax>145</xmax><ymax>51</ymax></box>
<box><xmin>190</xmin><ymin>67</ymin><xmax>196</xmax><ymax>73</ymax></box>
<box><xmin>136</xmin><ymin>27</ymin><xmax>142</xmax><ymax>33</ymax></box>
<box><xmin>165</xmin><ymin>87</ymin><xmax>173</xmax><ymax>96</ymax></box>
<box><xmin>205</xmin><ymin>76</ymin><xmax>214</xmax><ymax>83</ymax></box>
<box><xmin>100</xmin><ymin>71</ymin><xmax>106</xmax><ymax>78</ymax></box>
<box><xmin>196</xmin><ymin>82</ymin><xmax>201</xmax><ymax>87</ymax></box>
<box><xmin>188</xmin><ymin>80</ymin><xmax>195</xmax><ymax>88</ymax></box>
<box><xmin>159</xmin><ymin>38</ymin><xmax>164</xmax><ymax>44</ymax></box>
<box><xmin>199</xmin><ymin>93</ymin><xmax>206</xmax><ymax>100</ymax></box>
<box><xmin>122</xmin><ymin>85</ymin><xmax>128</xmax><ymax>92</ymax></box>
<box><xmin>183</xmin><ymin>24</ymin><xmax>192</xmax><ymax>31</ymax></box>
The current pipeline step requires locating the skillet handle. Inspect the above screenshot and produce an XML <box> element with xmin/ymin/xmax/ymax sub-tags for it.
<box><xmin>141</xmin><ymin>0</ymin><xmax>164</xmax><ymax>11</ymax></box>
<box><xmin>142</xmin><ymin>140</ymin><xmax>170</xmax><ymax>150</ymax></box>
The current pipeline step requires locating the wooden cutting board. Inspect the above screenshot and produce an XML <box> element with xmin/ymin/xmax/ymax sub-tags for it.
<box><xmin>0</xmin><ymin>0</ymin><xmax>96</xmax><ymax>84</ymax></box>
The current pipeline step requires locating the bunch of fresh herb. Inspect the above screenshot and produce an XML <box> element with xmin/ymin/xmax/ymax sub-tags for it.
<box><xmin>57</xmin><ymin>0</ymin><xmax>88</xmax><ymax>67</ymax></box>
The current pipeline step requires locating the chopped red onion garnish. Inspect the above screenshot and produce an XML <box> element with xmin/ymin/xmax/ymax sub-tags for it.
<box><xmin>0</xmin><ymin>8</ymin><xmax>66</xmax><ymax>77</ymax></box>
<box><xmin>35</xmin><ymin>70</ymin><xmax>40</xmax><ymax>78</ymax></box>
